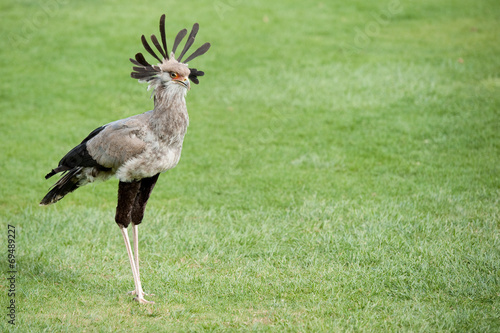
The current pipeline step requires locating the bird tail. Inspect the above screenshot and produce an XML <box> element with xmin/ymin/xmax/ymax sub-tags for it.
<box><xmin>40</xmin><ymin>167</ymin><xmax>84</xmax><ymax>206</ymax></box>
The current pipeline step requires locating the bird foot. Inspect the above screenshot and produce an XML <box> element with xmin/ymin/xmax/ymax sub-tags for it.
<box><xmin>134</xmin><ymin>296</ymin><xmax>155</xmax><ymax>304</ymax></box>
<box><xmin>128</xmin><ymin>290</ymin><xmax>155</xmax><ymax>297</ymax></box>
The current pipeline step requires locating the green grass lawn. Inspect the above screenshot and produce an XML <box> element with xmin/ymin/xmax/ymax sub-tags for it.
<box><xmin>1</xmin><ymin>0</ymin><xmax>499</xmax><ymax>331</ymax></box>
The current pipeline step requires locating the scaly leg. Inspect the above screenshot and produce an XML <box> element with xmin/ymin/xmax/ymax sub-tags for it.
<box><xmin>120</xmin><ymin>226</ymin><xmax>153</xmax><ymax>304</ymax></box>
<box><xmin>128</xmin><ymin>223</ymin><xmax>155</xmax><ymax>297</ymax></box>
<box><xmin>130</xmin><ymin>223</ymin><xmax>143</xmax><ymax>296</ymax></box>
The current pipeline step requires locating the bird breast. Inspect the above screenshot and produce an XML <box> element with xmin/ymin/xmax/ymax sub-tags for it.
<box><xmin>115</xmin><ymin>109</ymin><xmax>188</xmax><ymax>182</ymax></box>
<box><xmin>115</xmin><ymin>145</ymin><xmax>182</xmax><ymax>181</ymax></box>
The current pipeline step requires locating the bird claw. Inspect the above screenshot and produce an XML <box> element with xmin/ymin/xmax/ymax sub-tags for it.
<box><xmin>129</xmin><ymin>290</ymin><xmax>155</xmax><ymax>304</ymax></box>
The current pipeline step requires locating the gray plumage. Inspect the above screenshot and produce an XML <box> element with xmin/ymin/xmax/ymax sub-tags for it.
<box><xmin>40</xmin><ymin>14</ymin><xmax>211</xmax><ymax>304</ymax></box>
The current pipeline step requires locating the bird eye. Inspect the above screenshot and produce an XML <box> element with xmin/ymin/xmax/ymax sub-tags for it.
<box><xmin>170</xmin><ymin>72</ymin><xmax>178</xmax><ymax>79</ymax></box>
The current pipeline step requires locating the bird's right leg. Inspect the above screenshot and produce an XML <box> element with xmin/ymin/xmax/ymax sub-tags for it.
<box><xmin>119</xmin><ymin>226</ymin><xmax>142</xmax><ymax>300</ymax></box>
<box><xmin>127</xmin><ymin>174</ymin><xmax>160</xmax><ymax>298</ymax></box>
<box><xmin>128</xmin><ymin>223</ymin><xmax>154</xmax><ymax>297</ymax></box>
<box><xmin>116</xmin><ymin>180</ymin><xmax>153</xmax><ymax>304</ymax></box>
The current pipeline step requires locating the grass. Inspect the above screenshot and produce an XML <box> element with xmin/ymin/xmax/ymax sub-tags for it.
<box><xmin>1</xmin><ymin>0</ymin><xmax>499</xmax><ymax>331</ymax></box>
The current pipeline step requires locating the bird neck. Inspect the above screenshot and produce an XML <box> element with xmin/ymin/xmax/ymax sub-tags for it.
<box><xmin>153</xmin><ymin>84</ymin><xmax>187</xmax><ymax>110</ymax></box>
<box><xmin>149</xmin><ymin>86</ymin><xmax>189</xmax><ymax>141</ymax></box>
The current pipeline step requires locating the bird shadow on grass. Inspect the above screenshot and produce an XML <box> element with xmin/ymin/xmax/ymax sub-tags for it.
<box><xmin>14</xmin><ymin>255</ymin><xmax>137</xmax><ymax>306</ymax></box>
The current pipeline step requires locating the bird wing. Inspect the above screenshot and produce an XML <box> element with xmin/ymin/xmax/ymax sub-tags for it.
<box><xmin>86</xmin><ymin>112</ymin><xmax>152</xmax><ymax>170</ymax></box>
<box><xmin>45</xmin><ymin>125</ymin><xmax>109</xmax><ymax>179</ymax></box>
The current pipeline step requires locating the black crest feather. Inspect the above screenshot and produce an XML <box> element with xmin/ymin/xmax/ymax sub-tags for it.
<box><xmin>172</xmin><ymin>28</ymin><xmax>187</xmax><ymax>55</ymax></box>
<box><xmin>150</xmin><ymin>34</ymin><xmax>166</xmax><ymax>59</ymax></box>
<box><xmin>189</xmin><ymin>68</ymin><xmax>205</xmax><ymax>85</ymax></box>
<box><xmin>131</xmin><ymin>14</ymin><xmax>210</xmax><ymax>84</ymax></box>
<box><xmin>134</xmin><ymin>53</ymin><xmax>150</xmax><ymax>66</ymax></box>
<box><xmin>184</xmin><ymin>42</ymin><xmax>211</xmax><ymax>63</ymax></box>
<box><xmin>141</xmin><ymin>35</ymin><xmax>162</xmax><ymax>63</ymax></box>
<box><xmin>178</xmin><ymin>23</ymin><xmax>199</xmax><ymax>62</ymax></box>
<box><xmin>159</xmin><ymin>14</ymin><xmax>169</xmax><ymax>59</ymax></box>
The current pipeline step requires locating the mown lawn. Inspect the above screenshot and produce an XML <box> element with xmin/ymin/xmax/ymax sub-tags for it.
<box><xmin>1</xmin><ymin>0</ymin><xmax>499</xmax><ymax>331</ymax></box>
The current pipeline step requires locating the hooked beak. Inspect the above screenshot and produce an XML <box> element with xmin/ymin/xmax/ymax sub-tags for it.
<box><xmin>176</xmin><ymin>78</ymin><xmax>190</xmax><ymax>90</ymax></box>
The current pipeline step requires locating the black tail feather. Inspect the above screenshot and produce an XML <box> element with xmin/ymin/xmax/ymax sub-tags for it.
<box><xmin>45</xmin><ymin>165</ymin><xmax>70</xmax><ymax>179</ymax></box>
<box><xmin>40</xmin><ymin>167</ymin><xmax>82</xmax><ymax>206</ymax></box>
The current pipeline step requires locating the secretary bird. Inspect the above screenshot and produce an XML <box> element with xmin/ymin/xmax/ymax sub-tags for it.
<box><xmin>40</xmin><ymin>14</ymin><xmax>210</xmax><ymax>304</ymax></box>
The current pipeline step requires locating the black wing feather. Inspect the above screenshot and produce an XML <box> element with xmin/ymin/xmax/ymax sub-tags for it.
<box><xmin>45</xmin><ymin>126</ymin><xmax>110</xmax><ymax>179</ymax></box>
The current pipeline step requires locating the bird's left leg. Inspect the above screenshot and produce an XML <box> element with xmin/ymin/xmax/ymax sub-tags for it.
<box><xmin>128</xmin><ymin>174</ymin><xmax>160</xmax><ymax>298</ymax></box>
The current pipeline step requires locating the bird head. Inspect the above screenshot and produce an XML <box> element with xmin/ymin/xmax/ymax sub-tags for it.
<box><xmin>158</xmin><ymin>58</ymin><xmax>191</xmax><ymax>91</ymax></box>
<box><xmin>130</xmin><ymin>14</ymin><xmax>211</xmax><ymax>92</ymax></box>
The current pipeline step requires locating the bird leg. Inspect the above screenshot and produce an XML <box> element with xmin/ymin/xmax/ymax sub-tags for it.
<box><xmin>131</xmin><ymin>223</ymin><xmax>143</xmax><ymax>295</ymax></box>
<box><xmin>119</xmin><ymin>226</ymin><xmax>147</xmax><ymax>302</ymax></box>
<box><xmin>121</xmin><ymin>225</ymin><xmax>153</xmax><ymax>304</ymax></box>
<box><xmin>128</xmin><ymin>223</ymin><xmax>154</xmax><ymax>297</ymax></box>
<box><xmin>131</xmin><ymin>174</ymin><xmax>160</xmax><ymax>224</ymax></box>
<box><xmin>127</xmin><ymin>174</ymin><xmax>160</xmax><ymax>298</ymax></box>
<box><xmin>116</xmin><ymin>180</ymin><xmax>154</xmax><ymax>304</ymax></box>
